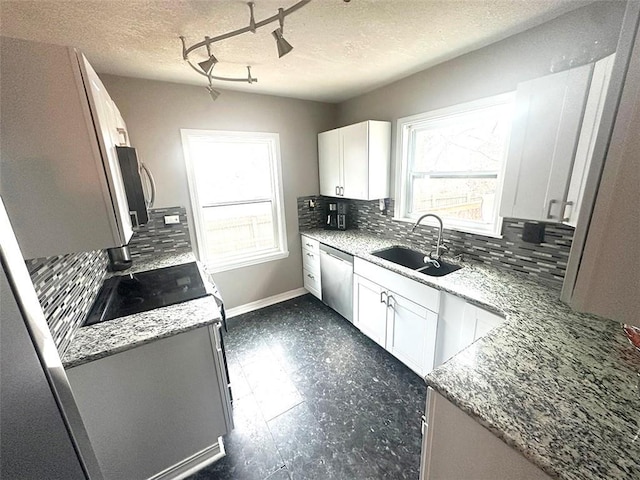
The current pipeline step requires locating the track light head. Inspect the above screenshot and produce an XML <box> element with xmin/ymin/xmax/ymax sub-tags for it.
<box><xmin>272</xmin><ymin>28</ymin><xmax>293</xmax><ymax>58</ymax></box>
<box><xmin>198</xmin><ymin>54</ymin><xmax>218</xmax><ymax>74</ymax></box>
<box><xmin>206</xmin><ymin>84</ymin><xmax>221</xmax><ymax>101</ymax></box>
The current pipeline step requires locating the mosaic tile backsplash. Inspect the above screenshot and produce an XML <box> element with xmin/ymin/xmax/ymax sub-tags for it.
<box><xmin>26</xmin><ymin>250</ymin><xmax>108</xmax><ymax>353</ymax></box>
<box><xmin>128</xmin><ymin>206</ymin><xmax>192</xmax><ymax>260</ymax></box>
<box><xmin>26</xmin><ymin>206</ymin><xmax>192</xmax><ymax>353</ymax></box>
<box><xmin>298</xmin><ymin>195</ymin><xmax>574</xmax><ymax>286</ymax></box>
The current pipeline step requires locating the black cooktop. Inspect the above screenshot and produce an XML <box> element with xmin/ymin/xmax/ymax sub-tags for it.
<box><xmin>84</xmin><ymin>262</ymin><xmax>209</xmax><ymax>326</ymax></box>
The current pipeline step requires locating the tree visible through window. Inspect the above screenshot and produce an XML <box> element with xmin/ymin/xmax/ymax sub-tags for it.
<box><xmin>181</xmin><ymin>130</ymin><xmax>288</xmax><ymax>271</ymax></box>
<box><xmin>397</xmin><ymin>93</ymin><xmax>514</xmax><ymax>236</ymax></box>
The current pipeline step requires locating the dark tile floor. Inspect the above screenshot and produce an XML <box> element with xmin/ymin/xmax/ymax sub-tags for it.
<box><xmin>189</xmin><ymin>294</ymin><xmax>427</xmax><ymax>480</ymax></box>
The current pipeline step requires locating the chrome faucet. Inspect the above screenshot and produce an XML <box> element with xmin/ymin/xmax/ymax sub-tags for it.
<box><xmin>411</xmin><ymin>213</ymin><xmax>447</xmax><ymax>263</ymax></box>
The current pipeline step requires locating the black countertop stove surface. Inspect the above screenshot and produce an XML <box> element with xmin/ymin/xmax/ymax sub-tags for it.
<box><xmin>84</xmin><ymin>262</ymin><xmax>209</xmax><ymax>326</ymax></box>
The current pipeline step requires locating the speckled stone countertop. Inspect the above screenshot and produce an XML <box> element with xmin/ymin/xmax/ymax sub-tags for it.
<box><xmin>62</xmin><ymin>252</ymin><xmax>222</xmax><ymax>369</ymax></box>
<box><xmin>301</xmin><ymin>229</ymin><xmax>640</xmax><ymax>480</ymax></box>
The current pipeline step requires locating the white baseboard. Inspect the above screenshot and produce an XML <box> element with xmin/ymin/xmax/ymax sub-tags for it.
<box><xmin>225</xmin><ymin>287</ymin><xmax>308</xmax><ymax>318</ymax></box>
<box><xmin>150</xmin><ymin>439</ymin><xmax>225</xmax><ymax>480</ymax></box>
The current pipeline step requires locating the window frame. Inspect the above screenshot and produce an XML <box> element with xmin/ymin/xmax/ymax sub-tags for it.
<box><xmin>181</xmin><ymin>129</ymin><xmax>288</xmax><ymax>272</ymax></box>
<box><xmin>395</xmin><ymin>92</ymin><xmax>515</xmax><ymax>237</ymax></box>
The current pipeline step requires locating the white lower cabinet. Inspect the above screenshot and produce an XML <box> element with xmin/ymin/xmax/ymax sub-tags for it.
<box><xmin>354</xmin><ymin>258</ymin><xmax>439</xmax><ymax>376</ymax></box>
<box><xmin>301</xmin><ymin>234</ymin><xmax>321</xmax><ymax>300</ymax></box>
<box><xmin>387</xmin><ymin>294</ymin><xmax>438</xmax><ymax>376</ymax></box>
<box><xmin>420</xmin><ymin>388</ymin><xmax>552</xmax><ymax>480</ymax></box>
<box><xmin>67</xmin><ymin>326</ymin><xmax>232</xmax><ymax>480</ymax></box>
<box><xmin>353</xmin><ymin>274</ymin><xmax>388</xmax><ymax>347</ymax></box>
<box><xmin>435</xmin><ymin>292</ymin><xmax>505</xmax><ymax>367</ymax></box>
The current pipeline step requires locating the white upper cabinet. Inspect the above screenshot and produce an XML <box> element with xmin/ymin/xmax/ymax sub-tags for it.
<box><xmin>564</xmin><ymin>54</ymin><xmax>616</xmax><ymax>227</ymax></box>
<box><xmin>0</xmin><ymin>37</ymin><xmax>133</xmax><ymax>259</ymax></box>
<box><xmin>500</xmin><ymin>63</ymin><xmax>593</xmax><ymax>222</ymax></box>
<box><xmin>318</xmin><ymin>120</ymin><xmax>391</xmax><ymax>200</ymax></box>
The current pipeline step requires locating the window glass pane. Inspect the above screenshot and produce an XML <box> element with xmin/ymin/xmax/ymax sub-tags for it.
<box><xmin>190</xmin><ymin>139</ymin><xmax>273</xmax><ymax>204</ymax></box>
<box><xmin>411</xmin><ymin>104</ymin><xmax>511</xmax><ymax>173</ymax></box>
<box><xmin>410</xmin><ymin>177</ymin><xmax>498</xmax><ymax>225</ymax></box>
<box><xmin>201</xmin><ymin>202</ymin><xmax>275</xmax><ymax>260</ymax></box>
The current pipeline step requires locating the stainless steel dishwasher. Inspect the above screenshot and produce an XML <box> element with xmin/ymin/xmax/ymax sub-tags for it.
<box><xmin>319</xmin><ymin>244</ymin><xmax>354</xmax><ymax>323</ymax></box>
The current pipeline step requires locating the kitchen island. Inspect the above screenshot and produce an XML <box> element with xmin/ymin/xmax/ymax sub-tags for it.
<box><xmin>301</xmin><ymin>229</ymin><xmax>640</xmax><ymax>480</ymax></box>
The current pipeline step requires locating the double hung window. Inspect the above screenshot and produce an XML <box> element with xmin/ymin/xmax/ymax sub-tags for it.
<box><xmin>396</xmin><ymin>93</ymin><xmax>514</xmax><ymax>236</ymax></box>
<box><xmin>181</xmin><ymin>130</ymin><xmax>288</xmax><ymax>271</ymax></box>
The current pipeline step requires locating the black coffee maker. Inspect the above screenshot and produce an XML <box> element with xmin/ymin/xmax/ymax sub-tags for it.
<box><xmin>325</xmin><ymin>201</ymin><xmax>348</xmax><ymax>230</ymax></box>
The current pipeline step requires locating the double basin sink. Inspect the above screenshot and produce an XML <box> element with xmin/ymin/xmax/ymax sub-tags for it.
<box><xmin>371</xmin><ymin>246</ymin><xmax>462</xmax><ymax>277</ymax></box>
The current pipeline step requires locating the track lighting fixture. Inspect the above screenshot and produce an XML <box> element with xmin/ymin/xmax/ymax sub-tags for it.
<box><xmin>272</xmin><ymin>8</ymin><xmax>294</xmax><ymax>58</ymax></box>
<box><xmin>179</xmin><ymin>0</ymin><xmax>311</xmax><ymax>101</ymax></box>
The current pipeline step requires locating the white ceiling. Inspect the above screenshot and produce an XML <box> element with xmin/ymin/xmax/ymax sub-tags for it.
<box><xmin>0</xmin><ymin>0</ymin><xmax>593</xmax><ymax>103</ymax></box>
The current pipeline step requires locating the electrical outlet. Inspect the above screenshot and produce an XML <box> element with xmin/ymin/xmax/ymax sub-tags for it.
<box><xmin>308</xmin><ymin>199</ymin><xmax>316</xmax><ymax>210</ymax></box>
<box><xmin>164</xmin><ymin>215</ymin><xmax>180</xmax><ymax>225</ymax></box>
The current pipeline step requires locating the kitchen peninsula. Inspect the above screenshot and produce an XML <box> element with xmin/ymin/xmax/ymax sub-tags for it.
<box><xmin>301</xmin><ymin>229</ymin><xmax>640</xmax><ymax>480</ymax></box>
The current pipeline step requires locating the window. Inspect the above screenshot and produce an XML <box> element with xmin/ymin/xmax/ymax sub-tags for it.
<box><xmin>396</xmin><ymin>93</ymin><xmax>514</xmax><ymax>236</ymax></box>
<box><xmin>181</xmin><ymin>130</ymin><xmax>288</xmax><ymax>272</ymax></box>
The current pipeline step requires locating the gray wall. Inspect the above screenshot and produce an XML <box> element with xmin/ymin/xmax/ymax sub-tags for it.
<box><xmin>101</xmin><ymin>75</ymin><xmax>337</xmax><ymax>308</ymax></box>
<box><xmin>337</xmin><ymin>1</ymin><xmax>626</xmax><ymax>196</ymax></box>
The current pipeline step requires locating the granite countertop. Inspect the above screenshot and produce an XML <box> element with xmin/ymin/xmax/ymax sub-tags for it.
<box><xmin>62</xmin><ymin>252</ymin><xmax>222</xmax><ymax>369</ymax></box>
<box><xmin>301</xmin><ymin>229</ymin><xmax>640</xmax><ymax>480</ymax></box>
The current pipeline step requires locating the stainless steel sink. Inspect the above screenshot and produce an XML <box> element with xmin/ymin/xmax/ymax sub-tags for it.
<box><xmin>371</xmin><ymin>246</ymin><xmax>462</xmax><ymax>277</ymax></box>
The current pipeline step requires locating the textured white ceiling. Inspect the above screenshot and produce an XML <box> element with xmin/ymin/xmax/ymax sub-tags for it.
<box><xmin>0</xmin><ymin>0</ymin><xmax>592</xmax><ymax>102</ymax></box>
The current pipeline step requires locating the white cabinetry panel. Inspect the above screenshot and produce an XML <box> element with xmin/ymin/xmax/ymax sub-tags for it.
<box><xmin>353</xmin><ymin>258</ymin><xmax>439</xmax><ymax>376</ymax></box>
<box><xmin>500</xmin><ymin>63</ymin><xmax>592</xmax><ymax>221</ymax></box>
<box><xmin>354</xmin><ymin>274</ymin><xmax>388</xmax><ymax>347</ymax></box>
<box><xmin>301</xmin><ymin>235</ymin><xmax>321</xmax><ymax>299</ymax></box>
<box><xmin>318</xmin><ymin>120</ymin><xmax>391</xmax><ymax>200</ymax></box>
<box><xmin>0</xmin><ymin>37</ymin><xmax>132</xmax><ymax>259</ymax></box>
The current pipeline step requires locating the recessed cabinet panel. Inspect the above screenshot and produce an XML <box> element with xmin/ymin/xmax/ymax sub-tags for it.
<box><xmin>341</xmin><ymin>122</ymin><xmax>370</xmax><ymax>199</ymax></box>
<box><xmin>318</xmin><ymin>130</ymin><xmax>341</xmax><ymax>197</ymax></box>
<box><xmin>388</xmin><ymin>294</ymin><xmax>437</xmax><ymax>376</ymax></box>
<box><xmin>354</xmin><ymin>274</ymin><xmax>388</xmax><ymax>347</ymax></box>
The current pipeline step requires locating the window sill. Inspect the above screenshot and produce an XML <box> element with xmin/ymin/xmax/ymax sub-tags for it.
<box><xmin>393</xmin><ymin>216</ymin><xmax>503</xmax><ymax>239</ymax></box>
<box><xmin>205</xmin><ymin>250</ymin><xmax>290</xmax><ymax>273</ymax></box>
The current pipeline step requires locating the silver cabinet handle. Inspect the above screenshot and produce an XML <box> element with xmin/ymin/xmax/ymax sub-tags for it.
<box><xmin>340</xmin><ymin>186</ymin><xmax>344</xmax><ymax>196</ymax></box>
<box><xmin>547</xmin><ymin>199</ymin><xmax>574</xmax><ymax>222</ymax></box>
<box><xmin>305</xmin><ymin>242</ymin><xmax>313</xmax><ymax>247</ymax></box>
<box><xmin>306</xmin><ymin>273</ymin><xmax>315</xmax><ymax>280</ymax></box>
<box><xmin>306</xmin><ymin>252</ymin><xmax>314</xmax><ymax>258</ymax></box>
<box><xmin>380</xmin><ymin>290</ymin><xmax>388</xmax><ymax>305</ymax></box>
<box><xmin>387</xmin><ymin>294</ymin><xmax>396</xmax><ymax>311</ymax></box>
<box><xmin>562</xmin><ymin>201</ymin><xmax>574</xmax><ymax>222</ymax></box>
<box><xmin>335</xmin><ymin>185</ymin><xmax>339</xmax><ymax>196</ymax></box>
<box><xmin>546</xmin><ymin>199</ymin><xmax>558</xmax><ymax>219</ymax></box>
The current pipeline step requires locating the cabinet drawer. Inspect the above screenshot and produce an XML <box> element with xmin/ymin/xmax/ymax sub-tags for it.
<box><xmin>301</xmin><ymin>235</ymin><xmax>320</xmax><ymax>255</ymax></box>
<box><xmin>354</xmin><ymin>257</ymin><xmax>440</xmax><ymax>312</ymax></box>
<box><xmin>303</xmin><ymin>268</ymin><xmax>321</xmax><ymax>299</ymax></box>
<box><xmin>302</xmin><ymin>249</ymin><xmax>320</xmax><ymax>273</ymax></box>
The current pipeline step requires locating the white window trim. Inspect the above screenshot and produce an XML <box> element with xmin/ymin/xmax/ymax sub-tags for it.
<box><xmin>181</xmin><ymin>129</ymin><xmax>289</xmax><ymax>273</ymax></box>
<box><xmin>394</xmin><ymin>93</ymin><xmax>515</xmax><ymax>238</ymax></box>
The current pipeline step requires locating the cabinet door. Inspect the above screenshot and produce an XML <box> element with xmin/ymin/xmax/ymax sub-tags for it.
<box><xmin>318</xmin><ymin>129</ymin><xmax>342</xmax><ymax>197</ymax></box>
<box><xmin>565</xmin><ymin>54</ymin><xmax>615</xmax><ymax>227</ymax></box>
<box><xmin>388</xmin><ymin>293</ymin><xmax>437</xmax><ymax>376</ymax></box>
<box><xmin>500</xmin><ymin>63</ymin><xmax>592</xmax><ymax>221</ymax></box>
<box><xmin>79</xmin><ymin>53</ymin><xmax>133</xmax><ymax>244</ymax></box>
<box><xmin>353</xmin><ymin>274</ymin><xmax>388</xmax><ymax>347</ymax></box>
<box><xmin>341</xmin><ymin>122</ymin><xmax>370</xmax><ymax>200</ymax></box>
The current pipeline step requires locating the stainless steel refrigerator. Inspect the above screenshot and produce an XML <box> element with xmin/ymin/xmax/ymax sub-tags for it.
<box><xmin>0</xmin><ymin>197</ymin><xmax>103</xmax><ymax>479</ymax></box>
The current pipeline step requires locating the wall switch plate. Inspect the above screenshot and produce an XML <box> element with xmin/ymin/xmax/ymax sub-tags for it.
<box><xmin>164</xmin><ymin>215</ymin><xmax>180</xmax><ymax>225</ymax></box>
